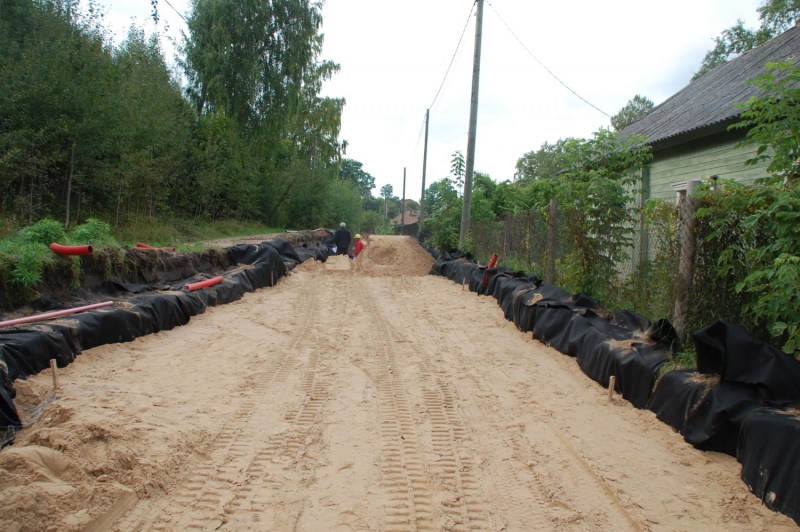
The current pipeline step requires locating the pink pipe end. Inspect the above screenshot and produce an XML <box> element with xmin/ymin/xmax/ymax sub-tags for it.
<box><xmin>50</xmin><ymin>243</ymin><xmax>93</xmax><ymax>256</ymax></box>
<box><xmin>137</xmin><ymin>242</ymin><xmax>177</xmax><ymax>252</ymax></box>
<box><xmin>184</xmin><ymin>276</ymin><xmax>223</xmax><ymax>291</ymax></box>
<box><xmin>0</xmin><ymin>301</ymin><xmax>114</xmax><ymax>328</ymax></box>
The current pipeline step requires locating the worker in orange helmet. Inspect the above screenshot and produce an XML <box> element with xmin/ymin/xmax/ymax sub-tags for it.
<box><xmin>354</xmin><ymin>234</ymin><xmax>365</xmax><ymax>258</ymax></box>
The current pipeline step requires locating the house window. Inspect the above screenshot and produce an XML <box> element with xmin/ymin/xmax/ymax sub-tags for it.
<box><xmin>671</xmin><ymin>180</ymin><xmax>702</xmax><ymax>204</ymax></box>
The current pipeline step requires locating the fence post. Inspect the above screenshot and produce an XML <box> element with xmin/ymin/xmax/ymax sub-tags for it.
<box><xmin>673</xmin><ymin>180</ymin><xmax>701</xmax><ymax>338</ymax></box>
<box><xmin>503</xmin><ymin>214</ymin><xmax>511</xmax><ymax>262</ymax></box>
<box><xmin>546</xmin><ymin>198</ymin><xmax>558</xmax><ymax>283</ymax></box>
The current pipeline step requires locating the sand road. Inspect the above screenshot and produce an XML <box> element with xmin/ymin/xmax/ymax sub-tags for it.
<box><xmin>1</xmin><ymin>236</ymin><xmax>795</xmax><ymax>531</ymax></box>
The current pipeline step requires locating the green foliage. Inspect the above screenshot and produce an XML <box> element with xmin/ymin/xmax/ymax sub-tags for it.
<box><xmin>610</xmin><ymin>95</ymin><xmax>654</xmax><ymax>131</ymax></box>
<box><xmin>550</xmin><ymin>129</ymin><xmax>651</xmax><ymax>299</ymax></box>
<box><xmin>339</xmin><ymin>159</ymin><xmax>375</xmax><ymax>199</ymax></box>
<box><xmin>69</xmin><ymin>218</ymin><xmax>114</xmax><ymax>246</ymax></box>
<box><xmin>514</xmin><ymin>139</ymin><xmax>572</xmax><ymax>182</ymax></box>
<box><xmin>0</xmin><ymin>0</ymin><xmax>345</xmax><ymax>231</ymax></box>
<box><xmin>692</xmin><ymin>0</ymin><xmax>799</xmax><ymax>81</ymax></box>
<box><xmin>618</xmin><ymin>199</ymin><xmax>680</xmax><ymax>320</ymax></box>
<box><xmin>733</xmin><ymin>59</ymin><xmax>800</xmax><ymax>178</ymax></box>
<box><xmin>451</xmin><ymin>150</ymin><xmax>465</xmax><ymax>191</ymax></box>
<box><xmin>421</xmin><ymin>178</ymin><xmax>461</xmax><ymax>250</ymax></box>
<box><xmin>695</xmin><ymin>178</ymin><xmax>800</xmax><ymax>356</ymax></box>
<box><xmin>681</xmin><ymin>59</ymin><xmax>800</xmax><ymax>356</ymax></box>
<box><xmin>17</xmin><ymin>218</ymin><xmax>65</xmax><ymax>246</ymax></box>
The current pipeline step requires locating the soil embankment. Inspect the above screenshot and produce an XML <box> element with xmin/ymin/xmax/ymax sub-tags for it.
<box><xmin>0</xmin><ymin>235</ymin><xmax>794</xmax><ymax>531</ymax></box>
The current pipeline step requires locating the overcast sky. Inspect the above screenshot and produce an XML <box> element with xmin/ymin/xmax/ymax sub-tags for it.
<box><xmin>97</xmin><ymin>0</ymin><xmax>764</xmax><ymax>201</ymax></box>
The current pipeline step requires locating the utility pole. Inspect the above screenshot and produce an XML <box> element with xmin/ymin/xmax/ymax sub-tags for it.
<box><xmin>401</xmin><ymin>168</ymin><xmax>406</xmax><ymax>227</ymax></box>
<box><xmin>459</xmin><ymin>0</ymin><xmax>484</xmax><ymax>250</ymax></box>
<box><xmin>419</xmin><ymin>109</ymin><xmax>430</xmax><ymax>224</ymax></box>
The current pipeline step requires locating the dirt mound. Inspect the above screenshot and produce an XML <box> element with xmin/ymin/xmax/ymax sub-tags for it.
<box><xmin>354</xmin><ymin>235</ymin><xmax>433</xmax><ymax>277</ymax></box>
<box><xmin>201</xmin><ymin>229</ymin><xmax>331</xmax><ymax>249</ymax></box>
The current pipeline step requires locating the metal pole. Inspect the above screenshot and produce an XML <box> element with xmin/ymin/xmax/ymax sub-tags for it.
<box><xmin>459</xmin><ymin>0</ymin><xmax>484</xmax><ymax>249</ymax></box>
<box><xmin>419</xmin><ymin>109</ymin><xmax>430</xmax><ymax>224</ymax></box>
<box><xmin>401</xmin><ymin>168</ymin><xmax>406</xmax><ymax>227</ymax></box>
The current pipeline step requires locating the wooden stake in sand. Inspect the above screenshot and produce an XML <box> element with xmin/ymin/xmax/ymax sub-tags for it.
<box><xmin>462</xmin><ymin>277</ymin><xmax>466</xmax><ymax>291</ymax></box>
<box><xmin>270</xmin><ymin>271</ymin><xmax>274</xmax><ymax>286</ymax></box>
<box><xmin>50</xmin><ymin>359</ymin><xmax>59</xmax><ymax>390</ymax></box>
<box><xmin>608</xmin><ymin>375</ymin><xmax>616</xmax><ymax>402</ymax></box>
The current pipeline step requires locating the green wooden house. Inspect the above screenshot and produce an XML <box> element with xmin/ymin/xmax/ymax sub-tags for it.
<box><xmin>621</xmin><ymin>24</ymin><xmax>800</xmax><ymax>203</ymax></box>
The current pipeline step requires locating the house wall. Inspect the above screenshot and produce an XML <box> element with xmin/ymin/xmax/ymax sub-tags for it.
<box><xmin>647</xmin><ymin>134</ymin><xmax>770</xmax><ymax>200</ymax></box>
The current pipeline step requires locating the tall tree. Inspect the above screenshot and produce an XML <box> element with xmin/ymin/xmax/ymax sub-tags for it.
<box><xmin>339</xmin><ymin>159</ymin><xmax>375</xmax><ymax>198</ymax></box>
<box><xmin>514</xmin><ymin>139</ymin><xmax>572</xmax><ymax>182</ymax></box>
<box><xmin>692</xmin><ymin>0</ymin><xmax>800</xmax><ymax>81</ymax></box>
<box><xmin>183</xmin><ymin>0</ymin><xmax>326</xmax><ymax>132</ymax></box>
<box><xmin>611</xmin><ymin>95</ymin><xmax>654</xmax><ymax>131</ymax></box>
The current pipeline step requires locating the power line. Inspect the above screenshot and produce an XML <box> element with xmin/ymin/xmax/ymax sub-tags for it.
<box><xmin>487</xmin><ymin>1</ymin><xmax>611</xmax><ymax>118</ymax></box>
<box><xmin>429</xmin><ymin>1</ymin><xmax>477</xmax><ymax>112</ymax></box>
<box><xmin>162</xmin><ymin>0</ymin><xmax>187</xmax><ymax>24</ymax></box>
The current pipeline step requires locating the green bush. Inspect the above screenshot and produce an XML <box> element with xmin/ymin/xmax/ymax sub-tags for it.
<box><xmin>69</xmin><ymin>218</ymin><xmax>115</xmax><ymax>245</ymax></box>
<box><xmin>16</xmin><ymin>218</ymin><xmax>65</xmax><ymax>246</ymax></box>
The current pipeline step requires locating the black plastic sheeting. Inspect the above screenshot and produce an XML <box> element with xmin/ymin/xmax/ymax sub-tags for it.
<box><xmin>739</xmin><ymin>408</ymin><xmax>800</xmax><ymax>522</ymax></box>
<box><xmin>428</xmin><ymin>251</ymin><xmax>679</xmax><ymax>409</ymax></box>
<box><xmin>648</xmin><ymin>321</ymin><xmax>800</xmax><ymax>455</ymax></box>
<box><xmin>0</xmin><ymin>240</ymin><xmax>330</xmax><ymax>433</ymax></box>
<box><xmin>646</xmin><ymin>322</ymin><xmax>800</xmax><ymax>525</ymax></box>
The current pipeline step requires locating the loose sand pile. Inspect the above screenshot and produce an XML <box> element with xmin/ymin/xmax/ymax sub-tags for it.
<box><xmin>353</xmin><ymin>235</ymin><xmax>434</xmax><ymax>277</ymax></box>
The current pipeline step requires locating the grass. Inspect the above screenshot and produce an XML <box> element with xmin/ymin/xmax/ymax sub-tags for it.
<box><xmin>0</xmin><ymin>216</ymin><xmax>283</xmax><ymax>306</ymax></box>
<box><xmin>112</xmin><ymin>218</ymin><xmax>282</xmax><ymax>251</ymax></box>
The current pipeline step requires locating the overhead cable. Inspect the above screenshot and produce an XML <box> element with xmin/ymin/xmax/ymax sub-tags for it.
<box><xmin>428</xmin><ymin>0</ymin><xmax>477</xmax><ymax>112</ymax></box>
<box><xmin>163</xmin><ymin>0</ymin><xmax>188</xmax><ymax>24</ymax></box>
<box><xmin>487</xmin><ymin>1</ymin><xmax>611</xmax><ymax>118</ymax></box>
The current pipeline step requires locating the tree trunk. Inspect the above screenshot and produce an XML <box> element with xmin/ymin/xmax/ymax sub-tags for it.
<box><xmin>116</xmin><ymin>179</ymin><xmax>124</xmax><ymax>227</ymax></box>
<box><xmin>65</xmin><ymin>142</ymin><xmax>75</xmax><ymax>229</ymax></box>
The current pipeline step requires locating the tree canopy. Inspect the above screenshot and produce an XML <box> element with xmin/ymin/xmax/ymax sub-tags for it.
<box><xmin>610</xmin><ymin>95</ymin><xmax>654</xmax><ymax>131</ymax></box>
<box><xmin>0</xmin><ymin>0</ymin><xmax>389</xmax><ymax>233</ymax></box>
<box><xmin>692</xmin><ymin>0</ymin><xmax>800</xmax><ymax>81</ymax></box>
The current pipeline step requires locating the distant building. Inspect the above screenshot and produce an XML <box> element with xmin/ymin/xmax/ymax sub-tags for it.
<box><xmin>391</xmin><ymin>209</ymin><xmax>419</xmax><ymax>225</ymax></box>
<box><xmin>621</xmin><ymin>24</ymin><xmax>800</xmax><ymax>203</ymax></box>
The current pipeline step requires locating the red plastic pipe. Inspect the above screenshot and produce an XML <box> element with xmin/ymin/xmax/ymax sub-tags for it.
<box><xmin>49</xmin><ymin>243</ymin><xmax>93</xmax><ymax>256</ymax></box>
<box><xmin>136</xmin><ymin>242</ymin><xmax>177</xmax><ymax>251</ymax></box>
<box><xmin>184</xmin><ymin>276</ymin><xmax>223</xmax><ymax>291</ymax></box>
<box><xmin>0</xmin><ymin>301</ymin><xmax>114</xmax><ymax>328</ymax></box>
<box><xmin>482</xmin><ymin>254</ymin><xmax>499</xmax><ymax>290</ymax></box>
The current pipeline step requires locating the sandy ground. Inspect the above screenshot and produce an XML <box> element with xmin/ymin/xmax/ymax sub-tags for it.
<box><xmin>1</xmin><ymin>235</ymin><xmax>796</xmax><ymax>532</ymax></box>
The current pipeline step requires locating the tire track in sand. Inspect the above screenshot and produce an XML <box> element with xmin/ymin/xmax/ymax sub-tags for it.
<box><xmin>355</xmin><ymin>280</ymin><xmax>437</xmax><ymax>531</ymax></box>
<box><xmin>388</xmin><ymin>277</ymin><xmax>642</xmax><ymax>531</ymax></box>
<box><xmin>113</xmin><ymin>271</ymin><xmax>332</xmax><ymax>531</ymax></box>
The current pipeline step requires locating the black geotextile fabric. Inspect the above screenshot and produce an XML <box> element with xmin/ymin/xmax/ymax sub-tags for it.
<box><xmin>647</xmin><ymin>370</ymin><xmax>717</xmax><ymax>437</ymax></box>
<box><xmin>428</xmin><ymin>250</ymin><xmax>679</xmax><ymax>408</ymax></box>
<box><xmin>738</xmin><ymin>407</ymin><xmax>800</xmax><ymax>525</ymax></box>
<box><xmin>649</xmin><ymin>321</ymin><xmax>800</xmax><ymax>456</ymax></box>
<box><xmin>0</xmin><ymin>240</ymin><xmax>313</xmax><ymax>431</ymax></box>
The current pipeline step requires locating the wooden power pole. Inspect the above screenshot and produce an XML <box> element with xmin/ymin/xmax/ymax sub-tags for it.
<box><xmin>419</xmin><ymin>109</ymin><xmax>430</xmax><ymax>224</ymax></box>
<box><xmin>401</xmin><ymin>167</ymin><xmax>406</xmax><ymax>226</ymax></box>
<box><xmin>459</xmin><ymin>0</ymin><xmax>484</xmax><ymax>249</ymax></box>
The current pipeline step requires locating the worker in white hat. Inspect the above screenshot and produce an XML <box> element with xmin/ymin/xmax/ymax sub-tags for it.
<box><xmin>333</xmin><ymin>222</ymin><xmax>351</xmax><ymax>256</ymax></box>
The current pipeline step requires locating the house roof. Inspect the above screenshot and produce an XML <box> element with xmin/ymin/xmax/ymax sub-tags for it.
<box><xmin>392</xmin><ymin>209</ymin><xmax>419</xmax><ymax>225</ymax></box>
<box><xmin>621</xmin><ymin>25</ymin><xmax>800</xmax><ymax>146</ymax></box>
